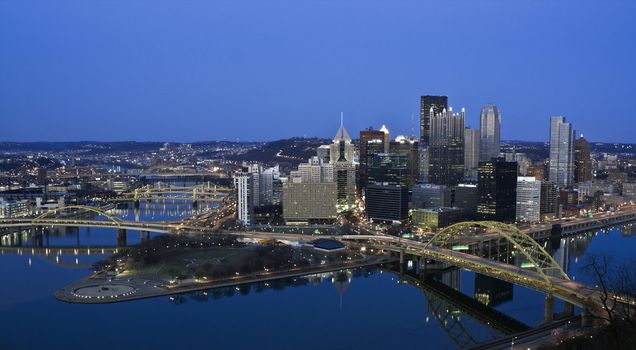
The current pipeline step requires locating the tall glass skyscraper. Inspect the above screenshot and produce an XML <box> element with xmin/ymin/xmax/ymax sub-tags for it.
<box><xmin>428</xmin><ymin>107</ymin><xmax>465</xmax><ymax>186</ymax></box>
<box><xmin>464</xmin><ymin>127</ymin><xmax>480</xmax><ymax>181</ymax></box>
<box><xmin>549</xmin><ymin>116</ymin><xmax>575</xmax><ymax>188</ymax></box>
<box><xmin>479</xmin><ymin>104</ymin><xmax>501</xmax><ymax>162</ymax></box>
<box><xmin>420</xmin><ymin>95</ymin><xmax>448</xmax><ymax>146</ymax></box>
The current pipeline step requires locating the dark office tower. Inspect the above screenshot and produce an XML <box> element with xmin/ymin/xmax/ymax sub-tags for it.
<box><xmin>420</xmin><ymin>95</ymin><xmax>448</xmax><ymax>146</ymax></box>
<box><xmin>365</xmin><ymin>183</ymin><xmax>409</xmax><ymax>222</ymax></box>
<box><xmin>367</xmin><ymin>153</ymin><xmax>409</xmax><ymax>187</ymax></box>
<box><xmin>540</xmin><ymin>181</ymin><xmax>557</xmax><ymax>216</ymax></box>
<box><xmin>359</xmin><ymin>127</ymin><xmax>386</xmax><ymax>193</ymax></box>
<box><xmin>477</xmin><ymin>158</ymin><xmax>518</xmax><ymax>222</ymax></box>
<box><xmin>37</xmin><ymin>167</ymin><xmax>47</xmax><ymax>186</ymax></box>
<box><xmin>428</xmin><ymin>107</ymin><xmax>465</xmax><ymax>186</ymax></box>
<box><xmin>574</xmin><ymin>134</ymin><xmax>592</xmax><ymax>183</ymax></box>
<box><xmin>389</xmin><ymin>136</ymin><xmax>420</xmax><ymax>189</ymax></box>
<box><xmin>453</xmin><ymin>183</ymin><xmax>479</xmax><ymax>220</ymax></box>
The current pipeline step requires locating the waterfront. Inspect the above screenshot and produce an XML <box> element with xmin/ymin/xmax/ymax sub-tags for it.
<box><xmin>0</xmin><ymin>201</ymin><xmax>634</xmax><ymax>349</ymax></box>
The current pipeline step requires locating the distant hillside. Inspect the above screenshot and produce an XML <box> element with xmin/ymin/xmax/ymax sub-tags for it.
<box><xmin>224</xmin><ymin>138</ymin><xmax>329</xmax><ymax>166</ymax></box>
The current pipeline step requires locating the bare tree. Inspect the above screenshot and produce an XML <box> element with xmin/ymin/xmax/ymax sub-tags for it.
<box><xmin>582</xmin><ymin>254</ymin><xmax>636</xmax><ymax>343</ymax></box>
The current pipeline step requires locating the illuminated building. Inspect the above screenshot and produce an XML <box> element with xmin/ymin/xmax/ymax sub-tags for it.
<box><xmin>477</xmin><ymin>157</ymin><xmax>517</xmax><ymax>222</ymax></box>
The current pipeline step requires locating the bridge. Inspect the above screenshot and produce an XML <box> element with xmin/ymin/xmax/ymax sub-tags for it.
<box><xmin>336</xmin><ymin>221</ymin><xmax>631</xmax><ymax>312</ymax></box>
<box><xmin>116</xmin><ymin>184</ymin><xmax>232</xmax><ymax>203</ymax></box>
<box><xmin>1</xmin><ymin>207</ymin><xmax>632</xmax><ymax>311</ymax></box>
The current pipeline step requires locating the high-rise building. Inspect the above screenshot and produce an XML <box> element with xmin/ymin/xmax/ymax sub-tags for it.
<box><xmin>428</xmin><ymin>107</ymin><xmax>465</xmax><ymax>186</ymax></box>
<box><xmin>540</xmin><ymin>181</ymin><xmax>557</xmax><ymax>217</ymax></box>
<box><xmin>333</xmin><ymin>161</ymin><xmax>356</xmax><ymax>210</ymax></box>
<box><xmin>453</xmin><ymin>183</ymin><xmax>479</xmax><ymax>220</ymax></box>
<box><xmin>359</xmin><ymin>127</ymin><xmax>386</xmax><ymax>193</ymax></box>
<box><xmin>412</xmin><ymin>183</ymin><xmax>451</xmax><ymax>209</ymax></box>
<box><xmin>365</xmin><ymin>183</ymin><xmax>409</xmax><ymax>222</ymax></box>
<box><xmin>234</xmin><ymin>169</ymin><xmax>253</xmax><ymax>226</ymax></box>
<box><xmin>329</xmin><ymin>115</ymin><xmax>355</xmax><ymax>164</ymax></box>
<box><xmin>464</xmin><ymin>128</ymin><xmax>480</xmax><ymax>181</ymax></box>
<box><xmin>420</xmin><ymin>95</ymin><xmax>448</xmax><ymax>146</ymax></box>
<box><xmin>516</xmin><ymin>177</ymin><xmax>541</xmax><ymax>223</ymax></box>
<box><xmin>367</xmin><ymin>153</ymin><xmax>409</xmax><ymax>187</ymax></box>
<box><xmin>479</xmin><ymin>104</ymin><xmax>501</xmax><ymax>161</ymax></box>
<box><xmin>234</xmin><ymin>164</ymin><xmax>277</xmax><ymax>226</ymax></box>
<box><xmin>477</xmin><ymin>158</ymin><xmax>518</xmax><ymax>222</ymax></box>
<box><xmin>574</xmin><ymin>134</ymin><xmax>592</xmax><ymax>183</ymax></box>
<box><xmin>549</xmin><ymin>116</ymin><xmax>575</xmax><ymax>188</ymax></box>
<box><xmin>389</xmin><ymin>135</ymin><xmax>420</xmax><ymax>189</ymax></box>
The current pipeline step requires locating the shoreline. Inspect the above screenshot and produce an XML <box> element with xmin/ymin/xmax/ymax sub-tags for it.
<box><xmin>55</xmin><ymin>255</ymin><xmax>397</xmax><ymax>304</ymax></box>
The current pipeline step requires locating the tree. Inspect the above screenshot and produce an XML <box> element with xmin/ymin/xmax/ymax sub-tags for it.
<box><xmin>582</xmin><ymin>254</ymin><xmax>636</xmax><ymax>347</ymax></box>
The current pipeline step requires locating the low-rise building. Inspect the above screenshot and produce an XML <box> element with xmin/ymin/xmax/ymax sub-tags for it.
<box><xmin>412</xmin><ymin>207</ymin><xmax>463</xmax><ymax>229</ymax></box>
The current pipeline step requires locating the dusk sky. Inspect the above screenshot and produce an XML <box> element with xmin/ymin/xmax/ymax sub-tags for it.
<box><xmin>1</xmin><ymin>0</ymin><xmax>635</xmax><ymax>143</ymax></box>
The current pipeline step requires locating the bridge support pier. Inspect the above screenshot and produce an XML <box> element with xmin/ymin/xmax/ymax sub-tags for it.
<box><xmin>117</xmin><ymin>229</ymin><xmax>127</xmax><ymax>247</ymax></box>
<box><xmin>134</xmin><ymin>199</ymin><xmax>140</xmax><ymax>209</ymax></box>
<box><xmin>140</xmin><ymin>231</ymin><xmax>150</xmax><ymax>242</ymax></box>
<box><xmin>544</xmin><ymin>293</ymin><xmax>554</xmax><ymax>322</ymax></box>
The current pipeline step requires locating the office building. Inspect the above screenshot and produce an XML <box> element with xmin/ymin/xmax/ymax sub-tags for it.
<box><xmin>420</xmin><ymin>95</ymin><xmax>448</xmax><ymax>146</ymax></box>
<box><xmin>412</xmin><ymin>207</ymin><xmax>462</xmax><ymax>229</ymax></box>
<box><xmin>367</xmin><ymin>153</ymin><xmax>409</xmax><ymax>187</ymax></box>
<box><xmin>479</xmin><ymin>104</ymin><xmax>501</xmax><ymax>161</ymax></box>
<box><xmin>549</xmin><ymin>116</ymin><xmax>575</xmax><ymax>188</ymax></box>
<box><xmin>365</xmin><ymin>183</ymin><xmax>409</xmax><ymax>222</ymax></box>
<box><xmin>464</xmin><ymin>127</ymin><xmax>480</xmax><ymax>181</ymax></box>
<box><xmin>283</xmin><ymin>182</ymin><xmax>337</xmax><ymax>223</ymax></box>
<box><xmin>453</xmin><ymin>183</ymin><xmax>479</xmax><ymax>220</ymax></box>
<box><xmin>428</xmin><ymin>107</ymin><xmax>465</xmax><ymax>186</ymax></box>
<box><xmin>329</xmin><ymin>115</ymin><xmax>355</xmax><ymax>163</ymax></box>
<box><xmin>574</xmin><ymin>134</ymin><xmax>592</xmax><ymax>183</ymax></box>
<box><xmin>540</xmin><ymin>181</ymin><xmax>558</xmax><ymax>217</ymax></box>
<box><xmin>516</xmin><ymin>177</ymin><xmax>541</xmax><ymax>223</ymax></box>
<box><xmin>477</xmin><ymin>158</ymin><xmax>518</xmax><ymax>222</ymax></box>
<box><xmin>0</xmin><ymin>200</ymin><xmax>30</xmax><ymax>218</ymax></box>
<box><xmin>389</xmin><ymin>135</ymin><xmax>420</xmax><ymax>189</ymax></box>
<box><xmin>412</xmin><ymin>183</ymin><xmax>451</xmax><ymax>209</ymax></box>
<box><xmin>359</xmin><ymin>127</ymin><xmax>386</xmax><ymax>193</ymax></box>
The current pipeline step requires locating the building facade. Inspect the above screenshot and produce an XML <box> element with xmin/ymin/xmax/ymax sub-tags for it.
<box><xmin>420</xmin><ymin>95</ymin><xmax>448</xmax><ymax>146</ymax></box>
<box><xmin>428</xmin><ymin>107</ymin><xmax>465</xmax><ymax>186</ymax></box>
<box><xmin>574</xmin><ymin>134</ymin><xmax>592</xmax><ymax>184</ymax></box>
<box><xmin>464</xmin><ymin>127</ymin><xmax>480</xmax><ymax>181</ymax></box>
<box><xmin>516</xmin><ymin>177</ymin><xmax>541</xmax><ymax>223</ymax></box>
<box><xmin>365</xmin><ymin>183</ymin><xmax>409</xmax><ymax>222</ymax></box>
<box><xmin>549</xmin><ymin>116</ymin><xmax>575</xmax><ymax>188</ymax></box>
<box><xmin>479</xmin><ymin>104</ymin><xmax>501</xmax><ymax>162</ymax></box>
<box><xmin>477</xmin><ymin>158</ymin><xmax>518</xmax><ymax>222</ymax></box>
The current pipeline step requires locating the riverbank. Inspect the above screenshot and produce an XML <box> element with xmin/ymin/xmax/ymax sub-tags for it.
<box><xmin>55</xmin><ymin>255</ymin><xmax>396</xmax><ymax>304</ymax></box>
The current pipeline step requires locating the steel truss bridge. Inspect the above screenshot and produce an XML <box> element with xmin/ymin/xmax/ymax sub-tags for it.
<box><xmin>116</xmin><ymin>184</ymin><xmax>233</xmax><ymax>202</ymax></box>
<box><xmin>0</xmin><ymin>208</ymin><xmax>629</xmax><ymax>311</ymax></box>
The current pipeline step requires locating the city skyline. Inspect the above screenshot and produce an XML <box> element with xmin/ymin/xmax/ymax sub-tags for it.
<box><xmin>1</xmin><ymin>0</ymin><xmax>635</xmax><ymax>143</ymax></box>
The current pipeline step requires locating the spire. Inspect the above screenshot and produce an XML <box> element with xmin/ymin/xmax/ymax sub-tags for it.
<box><xmin>333</xmin><ymin>112</ymin><xmax>351</xmax><ymax>143</ymax></box>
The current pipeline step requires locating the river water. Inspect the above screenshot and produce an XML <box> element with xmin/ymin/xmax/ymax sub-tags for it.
<box><xmin>0</xmin><ymin>200</ymin><xmax>634</xmax><ymax>350</ymax></box>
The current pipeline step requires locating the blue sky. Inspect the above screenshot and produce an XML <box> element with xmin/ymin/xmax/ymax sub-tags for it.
<box><xmin>1</xmin><ymin>0</ymin><xmax>634</xmax><ymax>142</ymax></box>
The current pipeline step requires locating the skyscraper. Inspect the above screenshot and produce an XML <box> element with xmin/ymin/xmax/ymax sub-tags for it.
<box><xmin>479</xmin><ymin>104</ymin><xmax>501</xmax><ymax>162</ymax></box>
<box><xmin>359</xmin><ymin>127</ymin><xmax>386</xmax><ymax>193</ymax></box>
<box><xmin>464</xmin><ymin>127</ymin><xmax>480</xmax><ymax>181</ymax></box>
<box><xmin>477</xmin><ymin>158</ymin><xmax>518</xmax><ymax>222</ymax></box>
<box><xmin>574</xmin><ymin>134</ymin><xmax>592</xmax><ymax>183</ymax></box>
<box><xmin>549</xmin><ymin>116</ymin><xmax>575</xmax><ymax>188</ymax></box>
<box><xmin>516</xmin><ymin>176</ymin><xmax>541</xmax><ymax>223</ymax></box>
<box><xmin>428</xmin><ymin>107</ymin><xmax>465</xmax><ymax>186</ymax></box>
<box><xmin>389</xmin><ymin>135</ymin><xmax>420</xmax><ymax>189</ymax></box>
<box><xmin>419</xmin><ymin>95</ymin><xmax>448</xmax><ymax>146</ymax></box>
<box><xmin>328</xmin><ymin>114</ymin><xmax>355</xmax><ymax>163</ymax></box>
